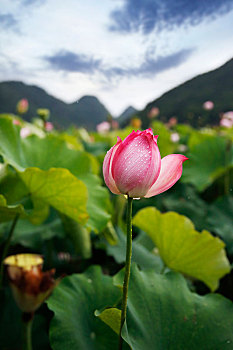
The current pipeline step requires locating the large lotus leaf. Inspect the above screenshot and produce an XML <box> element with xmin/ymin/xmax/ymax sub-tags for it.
<box><xmin>47</xmin><ymin>266</ymin><xmax>129</xmax><ymax>350</ymax></box>
<box><xmin>188</xmin><ymin>129</ymin><xmax>216</xmax><ymax>149</ymax></box>
<box><xmin>106</xmin><ymin>227</ymin><xmax>163</xmax><ymax>272</ymax></box>
<box><xmin>79</xmin><ymin>174</ymin><xmax>111</xmax><ymax>232</ymax></box>
<box><xmin>207</xmin><ymin>196</ymin><xmax>233</xmax><ymax>255</ymax></box>
<box><xmin>20</xmin><ymin>168</ymin><xmax>88</xmax><ymax>225</ymax></box>
<box><xmin>181</xmin><ymin>136</ymin><xmax>233</xmax><ymax>191</ymax></box>
<box><xmin>121</xmin><ymin>265</ymin><xmax>233</xmax><ymax>350</ymax></box>
<box><xmin>0</xmin><ymin>118</ymin><xmax>110</xmax><ymax>231</ymax></box>
<box><xmin>58</xmin><ymin>133</ymin><xmax>84</xmax><ymax>151</ymax></box>
<box><xmin>175</xmin><ymin>123</ymin><xmax>194</xmax><ymax>139</ymax></box>
<box><xmin>163</xmin><ymin>185</ymin><xmax>208</xmax><ymax>231</ymax></box>
<box><xmin>10</xmin><ymin>218</ymin><xmax>64</xmax><ymax>249</ymax></box>
<box><xmin>133</xmin><ymin>207</ymin><xmax>230</xmax><ymax>291</ymax></box>
<box><xmin>0</xmin><ymin>118</ymin><xmax>91</xmax><ymax>173</ymax></box>
<box><xmin>0</xmin><ymin>194</ymin><xmax>25</xmax><ymax>222</ymax></box>
<box><xmin>0</xmin><ymin>167</ymin><xmax>29</xmax><ymax>204</ymax></box>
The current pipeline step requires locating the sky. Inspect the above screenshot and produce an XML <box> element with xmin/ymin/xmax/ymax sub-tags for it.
<box><xmin>1</xmin><ymin>0</ymin><xmax>233</xmax><ymax>116</ymax></box>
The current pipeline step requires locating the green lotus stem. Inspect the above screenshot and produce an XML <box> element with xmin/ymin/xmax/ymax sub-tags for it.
<box><xmin>0</xmin><ymin>214</ymin><xmax>20</xmax><ymax>289</ymax></box>
<box><xmin>60</xmin><ymin>214</ymin><xmax>91</xmax><ymax>259</ymax></box>
<box><xmin>22</xmin><ymin>312</ymin><xmax>34</xmax><ymax>350</ymax></box>
<box><xmin>114</xmin><ymin>194</ymin><xmax>126</xmax><ymax>227</ymax></box>
<box><xmin>119</xmin><ymin>196</ymin><xmax>133</xmax><ymax>350</ymax></box>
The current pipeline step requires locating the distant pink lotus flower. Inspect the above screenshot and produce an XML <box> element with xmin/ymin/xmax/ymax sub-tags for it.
<box><xmin>13</xmin><ymin>119</ymin><xmax>21</xmax><ymax>126</ymax></box>
<box><xmin>168</xmin><ymin>117</ymin><xmax>177</xmax><ymax>127</ymax></box>
<box><xmin>16</xmin><ymin>98</ymin><xmax>29</xmax><ymax>114</ymax></box>
<box><xmin>20</xmin><ymin>127</ymin><xmax>31</xmax><ymax>138</ymax></box>
<box><xmin>111</xmin><ymin>119</ymin><xmax>119</xmax><ymax>130</ymax></box>
<box><xmin>223</xmin><ymin>111</ymin><xmax>233</xmax><ymax>121</ymax></box>
<box><xmin>148</xmin><ymin>107</ymin><xmax>159</xmax><ymax>119</ymax></box>
<box><xmin>103</xmin><ymin>129</ymin><xmax>188</xmax><ymax>198</ymax></box>
<box><xmin>220</xmin><ymin>118</ymin><xmax>233</xmax><ymax>128</ymax></box>
<box><xmin>178</xmin><ymin>144</ymin><xmax>188</xmax><ymax>152</ymax></box>
<box><xmin>96</xmin><ymin>121</ymin><xmax>111</xmax><ymax>133</ymax></box>
<box><xmin>170</xmin><ymin>132</ymin><xmax>180</xmax><ymax>143</ymax></box>
<box><xmin>220</xmin><ymin>111</ymin><xmax>233</xmax><ymax>128</ymax></box>
<box><xmin>45</xmin><ymin>121</ymin><xmax>54</xmax><ymax>131</ymax></box>
<box><xmin>203</xmin><ymin>101</ymin><xmax>214</xmax><ymax>111</ymax></box>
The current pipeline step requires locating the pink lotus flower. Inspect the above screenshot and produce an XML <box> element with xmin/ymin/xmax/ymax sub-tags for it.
<box><xmin>13</xmin><ymin>119</ymin><xmax>21</xmax><ymax>126</ymax></box>
<box><xmin>224</xmin><ymin>111</ymin><xmax>233</xmax><ymax>121</ymax></box>
<box><xmin>148</xmin><ymin>107</ymin><xmax>159</xmax><ymax>119</ymax></box>
<box><xmin>170</xmin><ymin>132</ymin><xmax>180</xmax><ymax>143</ymax></box>
<box><xmin>103</xmin><ymin>129</ymin><xmax>188</xmax><ymax>198</ymax></box>
<box><xmin>203</xmin><ymin>101</ymin><xmax>214</xmax><ymax>111</ymax></box>
<box><xmin>220</xmin><ymin>111</ymin><xmax>233</xmax><ymax>128</ymax></box>
<box><xmin>20</xmin><ymin>127</ymin><xmax>31</xmax><ymax>138</ymax></box>
<box><xmin>45</xmin><ymin>121</ymin><xmax>54</xmax><ymax>131</ymax></box>
<box><xmin>220</xmin><ymin>118</ymin><xmax>233</xmax><ymax>128</ymax></box>
<box><xmin>96</xmin><ymin>121</ymin><xmax>111</xmax><ymax>133</ymax></box>
<box><xmin>167</xmin><ymin>117</ymin><xmax>177</xmax><ymax>127</ymax></box>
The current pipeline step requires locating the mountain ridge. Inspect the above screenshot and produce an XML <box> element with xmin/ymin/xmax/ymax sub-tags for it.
<box><xmin>0</xmin><ymin>81</ymin><xmax>110</xmax><ymax>129</ymax></box>
<box><xmin>1</xmin><ymin>57</ymin><xmax>232</xmax><ymax>129</ymax></box>
<box><xmin>138</xmin><ymin>58</ymin><xmax>233</xmax><ymax>128</ymax></box>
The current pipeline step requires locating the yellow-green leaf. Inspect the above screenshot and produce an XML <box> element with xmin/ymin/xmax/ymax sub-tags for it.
<box><xmin>20</xmin><ymin>168</ymin><xmax>88</xmax><ymax>225</ymax></box>
<box><xmin>95</xmin><ymin>308</ymin><xmax>121</xmax><ymax>335</ymax></box>
<box><xmin>133</xmin><ymin>207</ymin><xmax>230</xmax><ymax>291</ymax></box>
<box><xmin>0</xmin><ymin>194</ymin><xmax>25</xmax><ymax>222</ymax></box>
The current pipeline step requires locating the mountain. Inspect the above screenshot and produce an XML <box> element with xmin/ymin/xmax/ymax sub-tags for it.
<box><xmin>117</xmin><ymin>106</ymin><xmax>138</xmax><ymax>123</ymax></box>
<box><xmin>68</xmin><ymin>96</ymin><xmax>110</xmax><ymax>129</ymax></box>
<box><xmin>138</xmin><ymin>58</ymin><xmax>233</xmax><ymax>128</ymax></box>
<box><xmin>0</xmin><ymin>81</ymin><xmax>110</xmax><ymax>129</ymax></box>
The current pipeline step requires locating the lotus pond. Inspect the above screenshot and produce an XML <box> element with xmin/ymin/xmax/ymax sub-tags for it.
<box><xmin>0</xmin><ymin>113</ymin><xmax>232</xmax><ymax>350</ymax></box>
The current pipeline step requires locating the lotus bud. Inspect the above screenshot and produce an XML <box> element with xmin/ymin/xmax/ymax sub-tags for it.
<box><xmin>103</xmin><ymin>128</ymin><xmax>188</xmax><ymax>198</ymax></box>
<box><xmin>16</xmin><ymin>99</ymin><xmax>29</xmax><ymax>115</ymax></box>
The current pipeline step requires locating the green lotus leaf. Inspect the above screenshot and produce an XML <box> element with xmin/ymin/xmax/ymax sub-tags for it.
<box><xmin>121</xmin><ymin>265</ymin><xmax>233</xmax><ymax>350</ymax></box>
<box><xmin>152</xmin><ymin>121</ymin><xmax>175</xmax><ymax>157</ymax></box>
<box><xmin>10</xmin><ymin>218</ymin><xmax>64</xmax><ymax>249</ymax></box>
<box><xmin>80</xmin><ymin>174</ymin><xmax>111</xmax><ymax>232</ymax></box>
<box><xmin>133</xmin><ymin>207</ymin><xmax>230</xmax><ymax>291</ymax></box>
<box><xmin>20</xmin><ymin>168</ymin><xmax>88</xmax><ymax>225</ymax></box>
<box><xmin>0</xmin><ymin>118</ymin><xmax>110</xmax><ymax>231</ymax></box>
<box><xmin>47</xmin><ymin>266</ymin><xmax>129</xmax><ymax>350</ymax></box>
<box><xmin>181</xmin><ymin>136</ymin><xmax>233</xmax><ymax>191</ymax></box>
<box><xmin>207</xmin><ymin>196</ymin><xmax>233</xmax><ymax>255</ymax></box>
<box><xmin>95</xmin><ymin>307</ymin><xmax>121</xmax><ymax>335</ymax></box>
<box><xmin>0</xmin><ymin>194</ymin><xmax>25</xmax><ymax>222</ymax></box>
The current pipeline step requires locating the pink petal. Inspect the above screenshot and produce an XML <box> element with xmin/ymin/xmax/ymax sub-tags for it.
<box><xmin>145</xmin><ymin>154</ymin><xmax>188</xmax><ymax>198</ymax></box>
<box><xmin>112</xmin><ymin>130</ymin><xmax>161</xmax><ymax>197</ymax></box>
<box><xmin>103</xmin><ymin>137</ymin><xmax>122</xmax><ymax>194</ymax></box>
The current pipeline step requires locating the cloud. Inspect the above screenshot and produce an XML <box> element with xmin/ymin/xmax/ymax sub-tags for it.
<box><xmin>106</xmin><ymin>48</ymin><xmax>194</xmax><ymax>78</ymax></box>
<box><xmin>0</xmin><ymin>13</ymin><xmax>18</xmax><ymax>31</ymax></box>
<box><xmin>44</xmin><ymin>50</ymin><xmax>102</xmax><ymax>73</ymax></box>
<box><xmin>44</xmin><ymin>48</ymin><xmax>194</xmax><ymax>80</ymax></box>
<box><xmin>109</xmin><ymin>0</ymin><xmax>233</xmax><ymax>34</ymax></box>
<box><xmin>19</xmin><ymin>0</ymin><xmax>46</xmax><ymax>6</ymax></box>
